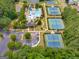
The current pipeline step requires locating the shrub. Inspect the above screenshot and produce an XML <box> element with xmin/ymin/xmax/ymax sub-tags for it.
<box><xmin>8</xmin><ymin>41</ymin><xmax>15</xmax><ymax>50</ymax></box>
<box><xmin>0</xmin><ymin>32</ymin><xmax>3</xmax><ymax>38</ymax></box>
<box><xmin>24</xmin><ymin>32</ymin><xmax>31</xmax><ymax>40</ymax></box>
<box><xmin>10</xmin><ymin>34</ymin><xmax>16</xmax><ymax>41</ymax></box>
<box><xmin>15</xmin><ymin>42</ymin><xmax>22</xmax><ymax>49</ymax></box>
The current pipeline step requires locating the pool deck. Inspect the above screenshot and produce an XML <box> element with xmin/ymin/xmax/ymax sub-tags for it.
<box><xmin>43</xmin><ymin>3</ymin><xmax>48</xmax><ymax>30</ymax></box>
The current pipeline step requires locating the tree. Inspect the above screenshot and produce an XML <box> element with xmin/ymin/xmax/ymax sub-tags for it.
<box><xmin>24</xmin><ymin>32</ymin><xmax>31</xmax><ymax>40</ymax></box>
<box><xmin>0</xmin><ymin>32</ymin><xmax>3</xmax><ymax>38</ymax></box>
<box><xmin>8</xmin><ymin>41</ymin><xmax>15</xmax><ymax>50</ymax></box>
<box><xmin>6</xmin><ymin>45</ymin><xmax>79</xmax><ymax>59</ymax></box>
<box><xmin>0</xmin><ymin>7</ymin><xmax>3</xmax><ymax>17</ymax></box>
<box><xmin>7</xmin><ymin>10</ymin><xmax>17</xmax><ymax>20</ymax></box>
<box><xmin>12</xmin><ymin>20</ymin><xmax>18</xmax><ymax>29</ymax></box>
<box><xmin>35</xmin><ymin>3</ymin><xmax>41</xmax><ymax>8</ymax></box>
<box><xmin>37</xmin><ymin>20</ymin><xmax>42</xmax><ymax>25</ymax></box>
<box><xmin>22</xmin><ymin>0</ymin><xmax>28</xmax><ymax>3</ymax></box>
<box><xmin>63</xmin><ymin>6</ymin><xmax>79</xmax><ymax>50</ymax></box>
<box><xmin>12</xmin><ymin>19</ymin><xmax>27</xmax><ymax>29</ymax></box>
<box><xmin>0</xmin><ymin>0</ymin><xmax>16</xmax><ymax>31</ymax></box>
<box><xmin>35</xmin><ymin>18</ymin><xmax>42</xmax><ymax>25</ymax></box>
<box><xmin>10</xmin><ymin>34</ymin><xmax>16</xmax><ymax>41</ymax></box>
<box><xmin>62</xmin><ymin>6</ymin><xmax>77</xmax><ymax>19</ymax></box>
<box><xmin>0</xmin><ymin>32</ymin><xmax>3</xmax><ymax>41</ymax></box>
<box><xmin>23</xmin><ymin>2</ymin><xmax>28</xmax><ymax>8</ymax></box>
<box><xmin>0</xmin><ymin>0</ymin><xmax>16</xmax><ymax>19</ymax></box>
<box><xmin>19</xmin><ymin>8</ymin><xmax>26</xmax><ymax>21</ymax></box>
<box><xmin>39</xmin><ymin>0</ymin><xmax>44</xmax><ymax>2</ymax></box>
<box><xmin>0</xmin><ymin>16</ymin><xmax>11</xmax><ymax>29</ymax></box>
<box><xmin>14</xmin><ymin>0</ymin><xmax>19</xmax><ymax>2</ymax></box>
<box><xmin>35</xmin><ymin>3</ymin><xmax>39</xmax><ymax>9</ymax></box>
<box><xmin>17</xmin><ymin>20</ymin><xmax>26</xmax><ymax>29</ymax></box>
<box><xmin>8</xmin><ymin>41</ymin><xmax>22</xmax><ymax>50</ymax></box>
<box><xmin>65</xmin><ymin>0</ymin><xmax>69</xmax><ymax>3</ymax></box>
<box><xmin>5</xmin><ymin>50</ymin><xmax>14</xmax><ymax>59</ymax></box>
<box><xmin>15</xmin><ymin>42</ymin><xmax>22</xmax><ymax>49</ymax></box>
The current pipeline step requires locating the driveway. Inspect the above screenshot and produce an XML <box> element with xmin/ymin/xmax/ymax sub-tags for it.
<box><xmin>0</xmin><ymin>33</ymin><xmax>10</xmax><ymax>56</ymax></box>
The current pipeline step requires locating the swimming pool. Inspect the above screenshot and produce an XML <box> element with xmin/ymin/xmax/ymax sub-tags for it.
<box><xmin>44</xmin><ymin>34</ymin><xmax>64</xmax><ymax>48</ymax></box>
<box><xmin>47</xmin><ymin>6</ymin><xmax>61</xmax><ymax>15</ymax></box>
<box><xmin>48</xmin><ymin>18</ymin><xmax>65</xmax><ymax>30</ymax></box>
<box><xmin>35</xmin><ymin>9</ymin><xmax>42</xmax><ymax>17</ymax></box>
<box><xmin>26</xmin><ymin>8</ymin><xmax>42</xmax><ymax>21</ymax></box>
<box><xmin>29</xmin><ymin>8</ymin><xmax>42</xmax><ymax>18</ymax></box>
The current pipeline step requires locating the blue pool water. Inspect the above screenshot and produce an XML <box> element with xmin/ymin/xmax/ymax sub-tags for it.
<box><xmin>35</xmin><ymin>9</ymin><xmax>42</xmax><ymax>17</ymax></box>
<box><xmin>30</xmin><ymin>8</ymin><xmax>42</xmax><ymax>17</ymax></box>
<box><xmin>46</xmin><ymin>1</ymin><xmax>57</xmax><ymax>4</ymax></box>
<box><xmin>47</xmin><ymin>7</ymin><xmax>61</xmax><ymax>15</ymax></box>
<box><xmin>48</xmin><ymin>19</ymin><xmax>65</xmax><ymax>30</ymax></box>
<box><xmin>45</xmin><ymin>34</ymin><xmax>64</xmax><ymax>48</ymax></box>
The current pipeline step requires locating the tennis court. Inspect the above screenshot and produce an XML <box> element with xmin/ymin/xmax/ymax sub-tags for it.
<box><xmin>45</xmin><ymin>34</ymin><xmax>62</xmax><ymax>41</ymax></box>
<box><xmin>47</xmin><ymin>6</ymin><xmax>61</xmax><ymax>15</ymax></box>
<box><xmin>44</xmin><ymin>34</ymin><xmax>64</xmax><ymax>48</ymax></box>
<box><xmin>47</xmin><ymin>41</ymin><xmax>61</xmax><ymax>48</ymax></box>
<box><xmin>48</xmin><ymin>18</ymin><xmax>65</xmax><ymax>30</ymax></box>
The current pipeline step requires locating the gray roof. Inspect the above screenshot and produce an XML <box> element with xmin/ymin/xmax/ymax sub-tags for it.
<box><xmin>26</xmin><ymin>22</ymin><xmax>36</xmax><ymax>27</ymax></box>
<box><xmin>27</xmin><ymin>0</ymin><xmax>39</xmax><ymax>4</ymax></box>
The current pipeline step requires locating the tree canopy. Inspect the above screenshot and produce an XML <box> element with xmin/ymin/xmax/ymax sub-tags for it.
<box><xmin>6</xmin><ymin>45</ymin><xmax>79</xmax><ymax>59</ymax></box>
<box><xmin>63</xmin><ymin>6</ymin><xmax>79</xmax><ymax>50</ymax></box>
<box><xmin>0</xmin><ymin>16</ymin><xmax>11</xmax><ymax>29</ymax></box>
<box><xmin>0</xmin><ymin>0</ymin><xmax>17</xmax><ymax>30</ymax></box>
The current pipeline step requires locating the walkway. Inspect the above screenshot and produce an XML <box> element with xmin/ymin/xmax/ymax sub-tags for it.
<box><xmin>43</xmin><ymin>3</ymin><xmax>48</xmax><ymax>30</ymax></box>
<box><xmin>48</xmin><ymin>15</ymin><xmax>62</xmax><ymax>18</ymax></box>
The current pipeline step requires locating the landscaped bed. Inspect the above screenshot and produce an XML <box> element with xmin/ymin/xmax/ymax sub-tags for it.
<box><xmin>0</xmin><ymin>32</ymin><xmax>40</xmax><ymax>56</ymax></box>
